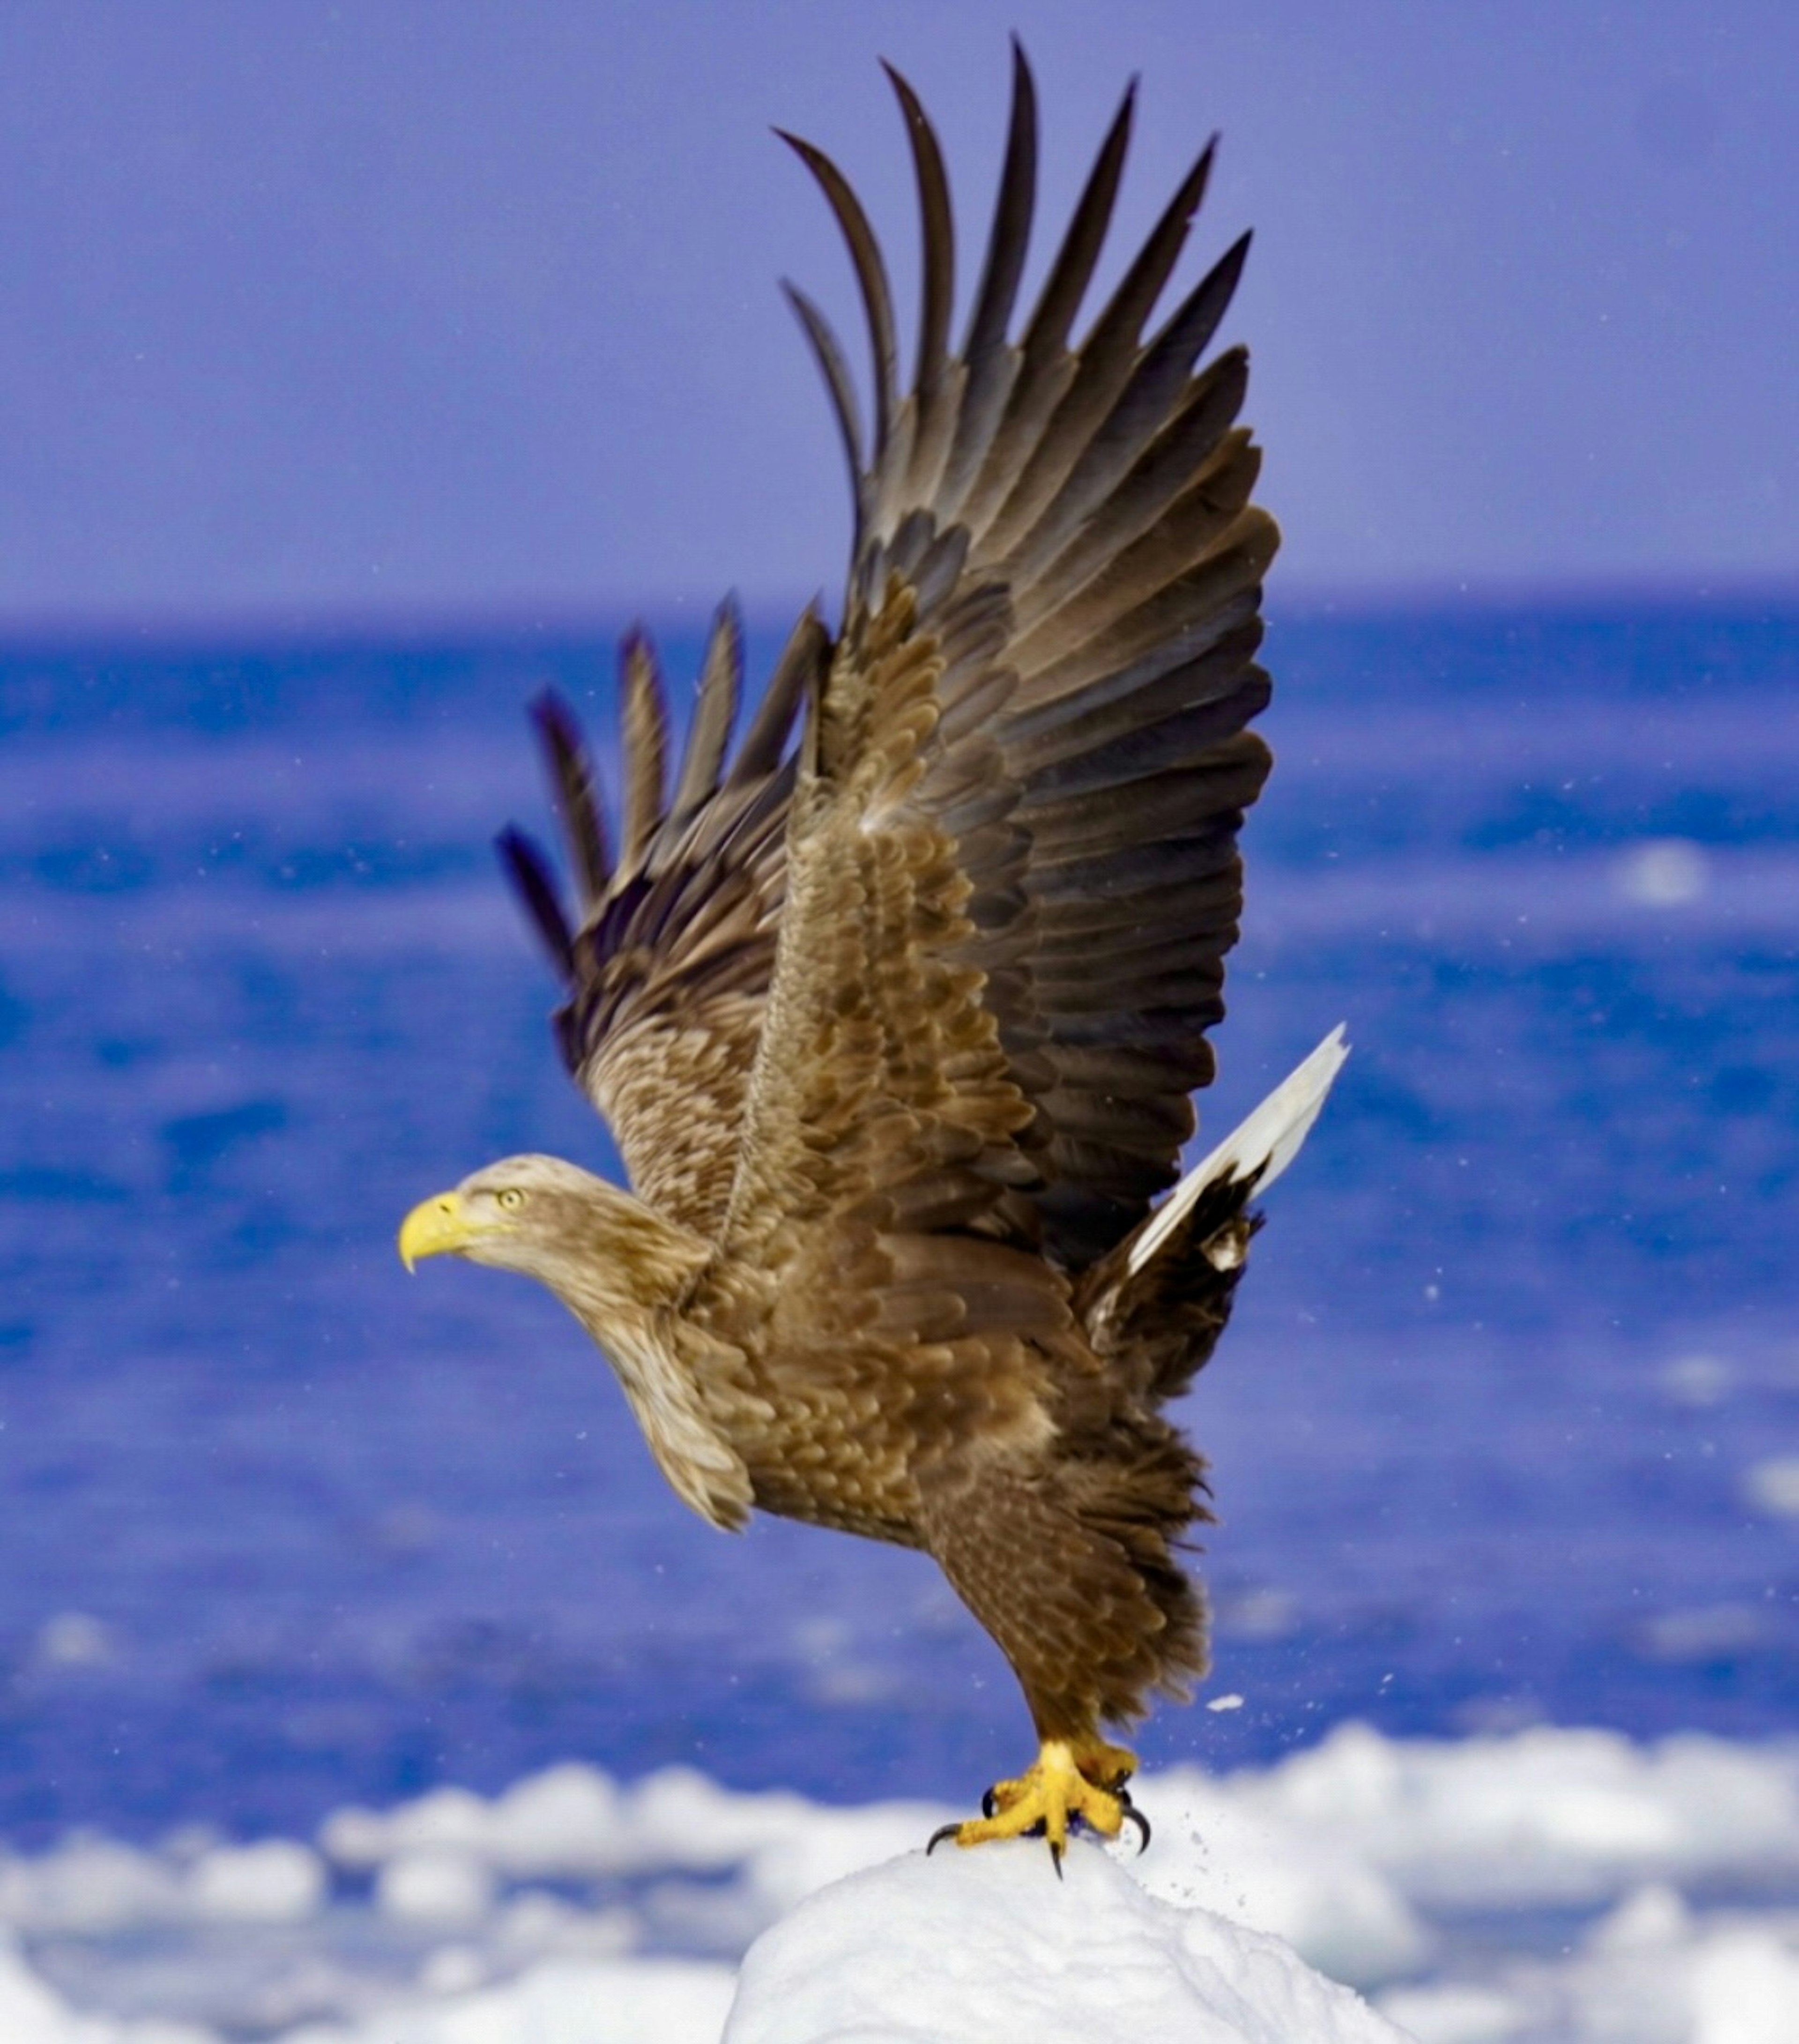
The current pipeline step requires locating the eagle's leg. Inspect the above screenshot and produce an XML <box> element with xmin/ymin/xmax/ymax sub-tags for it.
<box><xmin>927</xmin><ymin>1735</ymin><xmax>1142</xmax><ymax>1869</ymax></box>
<box><xmin>919</xmin><ymin>1462</ymin><xmax>1203</xmax><ymax>1868</ymax></box>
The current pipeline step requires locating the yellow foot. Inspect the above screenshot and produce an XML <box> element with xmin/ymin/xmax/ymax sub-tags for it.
<box><xmin>926</xmin><ymin>1738</ymin><xmax>1150</xmax><ymax>1873</ymax></box>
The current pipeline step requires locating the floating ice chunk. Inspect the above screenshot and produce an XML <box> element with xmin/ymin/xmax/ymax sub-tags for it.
<box><xmin>1689</xmin><ymin>1930</ymin><xmax>1799</xmax><ymax>2044</ymax></box>
<box><xmin>1584</xmin><ymin>1880</ymin><xmax>1692</xmax><ymax>1954</ymax></box>
<box><xmin>0</xmin><ymin>1834</ymin><xmax>181</xmax><ymax>1935</ymax></box>
<box><xmin>1616</xmin><ymin>837</ymin><xmax>1710</xmax><ymax>905</ymax></box>
<box><xmin>617</xmin><ymin>1766</ymin><xmax>823</xmax><ymax>1877</ymax></box>
<box><xmin>722</xmin><ymin>1841</ymin><xmax>1408</xmax><ymax>2044</ymax></box>
<box><xmin>269</xmin><ymin>1956</ymin><xmax>736</xmax><ymax>2044</ymax></box>
<box><xmin>186</xmin><ymin>1838</ymin><xmax>326</xmax><ymax>1923</ymax></box>
<box><xmin>415</xmin><ymin>1945</ymin><xmax>485</xmax><ymax>1995</ymax></box>
<box><xmin>0</xmin><ymin>1932</ymin><xmax>80</xmax><ymax>2043</ymax></box>
<box><xmin>319</xmin><ymin>1762</ymin><xmax>829</xmax><ymax>1886</ymax></box>
<box><xmin>1219</xmin><ymin>1586</ymin><xmax>1300</xmax><ymax>1639</ymax></box>
<box><xmin>493</xmin><ymin>1888</ymin><xmax>638</xmax><ymax>1962</ymax></box>
<box><xmin>0</xmin><ymin>1932</ymin><xmax>229</xmax><ymax>2042</ymax></box>
<box><xmin>376</xmin><ymin>1850</ymin><xmax>496</xmax><ymax>1928</ymax></box>
<box><xmin>320</xmin><ymin>1785</ymin><xmax>491</xmax><ymax>1870</ymax></box>
<box><xmin>485</xmin><ymin>1763</ymin><xmax>624</xmax><ymax>1877</ymax></box>
<box><xmin>1242</xmin><ymin>1720</ymin><xmax>1799</xmax><ymax>1907</ymax></box>
<box><xmin>1639</xmin><ymin>1604</ymin><xmax>1769</xmax><ymax>1662</ymax></box>
<box><xmin>1742</xmin><ymin>1456</ymin><xmax>1799</xmax><ymax>1519</ymax></box>
<box><xmin>32</xmin><ymin>1611</ymin><xmax>118</xmax><ymax>1671</ymax></box>
<box><xmin>1557</xmin><ymin>1899</ymin><xmax>1799</xmax><ymax>2044</ymax></box>
<box><xmin>1658</xmin><ymin>1353</ymin><xmax>1734</xmax><ymax>1406</ymax></box>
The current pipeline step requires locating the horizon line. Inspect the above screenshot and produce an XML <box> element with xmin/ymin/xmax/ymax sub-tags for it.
<box><xmin>0</xmin><ymin>572</ymin><xmax>1793</xmax><ymax>653</ymax></box>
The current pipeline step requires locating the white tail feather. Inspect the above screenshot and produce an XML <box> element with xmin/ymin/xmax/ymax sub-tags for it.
<box><xmin>1125</xmin><ymin>1026</ymin><xmax>1350</xmax><ymax>1278</ymax></box>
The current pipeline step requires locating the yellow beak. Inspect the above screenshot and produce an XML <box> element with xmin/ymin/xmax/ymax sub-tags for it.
<box><xmin>398</xmin><ymin>1190</ymin><xmax>477</xmax><ymax>1271</ymax></box>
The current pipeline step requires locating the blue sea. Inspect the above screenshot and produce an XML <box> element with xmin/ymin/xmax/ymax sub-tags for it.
<box><xmin>3</xmin><ymin>597</ymin><xmax>1796</xmax><ymax>1857</ymax></box>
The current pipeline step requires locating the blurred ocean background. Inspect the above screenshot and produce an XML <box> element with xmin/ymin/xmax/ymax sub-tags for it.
<box><xmin>5</xmin><ymin>596</ymin><xmax>1798</xmax><ymax>1856</ymax></box>
<box><xmin>3</xmin><ymin>594</ymin><xmax>1795</xmax><ymax>1910</ymax></box>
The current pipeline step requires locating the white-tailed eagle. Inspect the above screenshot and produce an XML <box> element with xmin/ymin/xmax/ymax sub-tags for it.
<box><xmin>400</xmin><ymin>47</ymin><xmax>1346</xmax><ymax>1864</ymax></box>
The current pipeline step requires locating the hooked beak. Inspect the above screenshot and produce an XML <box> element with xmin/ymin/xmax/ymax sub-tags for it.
<box><xmin>398</xmin><ymin>1190</ymin><xmax>480</xmax><ymax>1271</ymax></box>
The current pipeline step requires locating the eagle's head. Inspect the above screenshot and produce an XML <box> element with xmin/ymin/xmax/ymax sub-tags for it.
<box><xmin>398</xmin><ymin>1155</ymin><xmax>709</xmax><ymax>1314</ymax></box>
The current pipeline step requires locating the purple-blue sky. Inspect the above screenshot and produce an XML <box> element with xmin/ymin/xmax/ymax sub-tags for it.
<box><xmin>0</xmin><ymin>0</ymin><xmax>1792</xmax><ymax>628</ymax></box>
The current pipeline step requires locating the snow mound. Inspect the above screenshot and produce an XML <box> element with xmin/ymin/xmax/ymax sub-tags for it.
<box><xmin>722</xmin><ymin>1840</ymin><xmax>1409</xmax><ymax>2044</ymax></box>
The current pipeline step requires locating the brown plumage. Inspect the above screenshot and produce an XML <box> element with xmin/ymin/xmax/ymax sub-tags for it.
<box><xmin>402</xmin><ymin>47</ymin><xmax>1346</xmax><ymax>1857</ymax></box>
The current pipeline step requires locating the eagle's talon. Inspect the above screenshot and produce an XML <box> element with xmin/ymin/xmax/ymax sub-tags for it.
<box><xmin>1120</xmin><ymin>1800</ymin><xmax>1152</xmax><ymax>1854</ymax></box>
<box><xmin>927</xmin><ymin>1738</ymin><xmax>1139</xmax><ymax>1864</ymax></box>
<box><xmin>925</xmin><ymin>1821</ymin><xmax>961</xmax><ymax>1856</ymax></box>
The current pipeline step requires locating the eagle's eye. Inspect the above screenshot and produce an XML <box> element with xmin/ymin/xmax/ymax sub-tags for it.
<box><xmin>496</xmin><ymin>1188</ymin><xmax>526</xmax><ymax>1213</ymax></box>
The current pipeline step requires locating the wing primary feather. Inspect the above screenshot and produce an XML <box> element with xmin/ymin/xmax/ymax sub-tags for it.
<box><xmin>956</xmin><ymin>77</ymin><xmax>1134</xmax><ymax>537</ymax></box>
<box><xmin>618</xmin><ymin>629</ymin><xmax>670</xmax><ymax>873</ymax></box>
<box><xmin>529</xmin><ymin>689</ymin><xmax>611</xmax><ymax>904</ymax></box>
<box><xmin>980</xmin><ymin>134</ymin><xmax>1217</xmax><ymax>564</ymax></box>
<box><xmin>881</xmin><ymin>62</ymin><xmax>953</xmax><ymax>423</ymax></box>
<box><xmin>1087</xmin><ymin>228</ymin><xmax>1252</xmax><ymax>483</ymax></box>
<box><xmin>777</xmin><ymin>127</ymin><xmax>899</xmax><ymax>461</ymax></box>
<box><xmin>1081</xmin><ymin>134</ymin><xmax>1216</xmax><ymax>362</ymax></box>
<box><xmin>731</xmin><ymin>601</ymin><xmax>828</xmax><ymax>785</ymax></box>
<box><xmin>939</xmin><ymin>38</ymin><xmax>1038</xmax><ymax>519</ymax></box>
<box><xmin>961</xmin><ymin>37</ymin><xmax>1038</xmax><ymax>369</ymax></box>
<box><xmin>1148</xmin><ymin>226</ymin><xmax>1249</xmax><ymax>368</ymax></box>
<box><xmin>670</xmin><ymin>598</ymin><xmax>743</xmax><ymax>828</ymax></box>
<box><xmin>494</xmin><ymin>825</ymin><xmax>575</xmax><ymax>983</ymax></box>
<box><xmin>1015</xmin><ymin>78</ymin><xmax>1135</xmax><ymax>371</ymax></box>
<box><xmin>781</xmin><ymin>281</ymin><xmax>870</xmax><ymax>550</ymax></box>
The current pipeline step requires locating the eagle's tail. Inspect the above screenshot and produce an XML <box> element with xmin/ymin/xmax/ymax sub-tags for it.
<box><xmin>1075</xmin><ymin>1027</ymin><xmax>1350</xmax><ymax>1403</ymax></box>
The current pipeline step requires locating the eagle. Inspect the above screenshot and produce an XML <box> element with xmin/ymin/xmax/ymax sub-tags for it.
<box><xmin>398</xmin><ymin>48</ymin><xmax>1346</xmax><ymax>1865</ymax></box>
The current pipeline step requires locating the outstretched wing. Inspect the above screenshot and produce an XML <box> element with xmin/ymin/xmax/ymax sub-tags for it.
<box><xmin>731</xmin><ymin>49</ymin><xmax>1279</xmax><ymax>1275</ymax></box>
<box><xmin>499</xmin><ymin>601</ymin><xmax>828</xmax><ymax>1237</ymax></box>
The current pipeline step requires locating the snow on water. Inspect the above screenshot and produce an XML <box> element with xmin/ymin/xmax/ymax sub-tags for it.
<box><xmin>0</xmin><ymin>1725</ymin><xmax>1796</xmax><ymax>2041</ymax></box>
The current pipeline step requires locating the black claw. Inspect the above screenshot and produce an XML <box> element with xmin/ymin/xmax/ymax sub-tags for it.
<box><xmin>981</xmin><ymin>1786</ymin><xmax>1000</xmax><ymax>1819</ymax></box>
<box><xmin>1121</xmin><ymin>1802</ymin><xmax>1152</xmax><ymax>1854</ymax></box>
<box><xmin>1049</xmin><ymin>1836</ymin><xmax>1064</xmax><ymax>1879</ymax></box>
<box><xmin>926</xmin><ymin>1822</ymin><xmax>961</xmax><ymax>1856</ymax></box>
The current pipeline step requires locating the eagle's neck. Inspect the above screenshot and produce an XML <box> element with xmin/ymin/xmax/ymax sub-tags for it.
<box><xmin>539</xmin><ymin>1189</ymin><xmax>755</xmax><ymax>1532</ymax></box>
<box><xmin>539</xmin><ymin>1184</ymin><xmax>712</xmax><ymax>1318</ymax></box>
